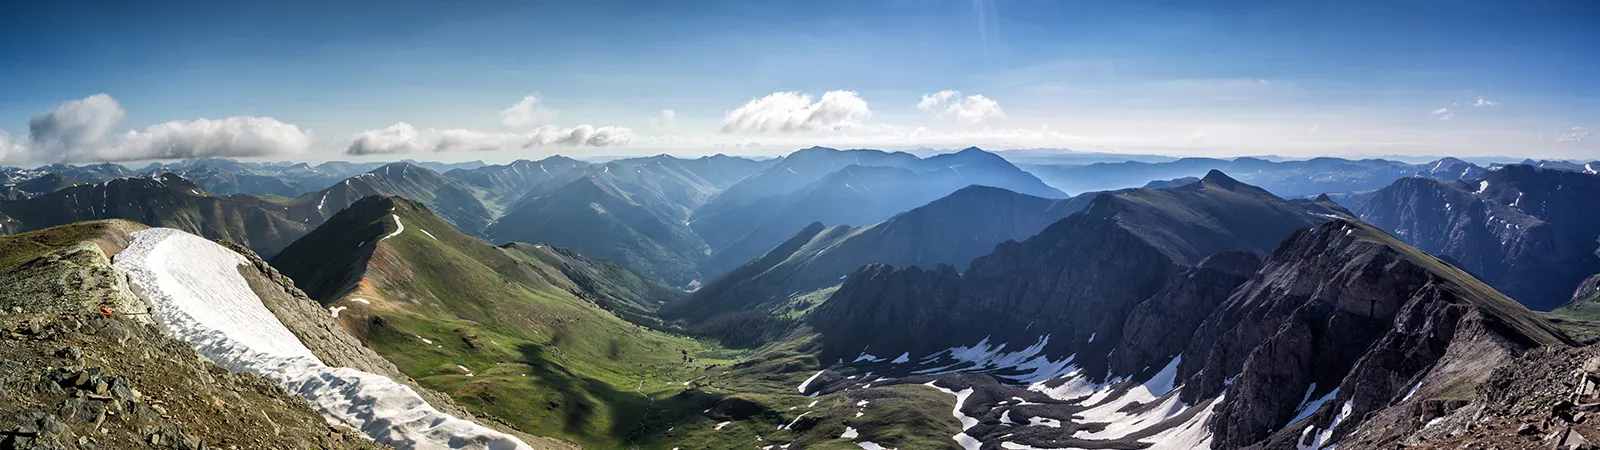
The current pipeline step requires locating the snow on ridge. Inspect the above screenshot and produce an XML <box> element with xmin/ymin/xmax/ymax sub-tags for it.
<box><xmin>382</xmin><ymin>214</ymin><xmax>405</xmax><ymax>241</ymax></box>
<box><xmin>114</xmin><ymin>228</ymin><xmax>532</xmax><ymax>450</ymax></box>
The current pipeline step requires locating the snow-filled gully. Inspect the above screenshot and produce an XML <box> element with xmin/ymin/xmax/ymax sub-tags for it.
<box><xmin>114</xmin><ymin>228</ymin><xmax>531</xmax><ymax>450</ymax></box>
<box><xmin>828</xmin><ymin>336</ymin><xmax>1221</xmax><ymax>450</ymax></box>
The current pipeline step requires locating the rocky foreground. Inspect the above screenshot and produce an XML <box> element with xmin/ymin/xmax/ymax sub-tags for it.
<box><xmin>0</xmin><ymin>221</ymin><xmax>381</xmax><ymax>449</ymax></box>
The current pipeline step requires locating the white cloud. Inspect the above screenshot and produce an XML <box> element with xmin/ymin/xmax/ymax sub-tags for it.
<box><xmin>1473</xmin><ymin>97</ymin><xmax>1498</xmax><ymax>107</ymax></box>
<box><xmin>721</xmin><ymin>91</ymin><xmax>871</xmax><ymax>133</ymax></box>
<box><xmin>526</xmin><ymin>124</ymin><xmax>633</xmax><ymax>147</ymax></box>
<box><xmin>346</xmin><ymin>122</ymin><xmax>632</xmax><ymax>155</ymax></box>
<box><xmin>0</xmin><ymin>132</ymin><xmax>22</xmax><ymax>163</ymax></box>
<box><xmin>1429</xmin><ymin>108</ymin><xmax>1453</xmax><ymax>121</ymax></box>
<box><xmin>497</xmin><ymin>95</ymin><xmax>558</xmax><ymax>130</ymax></box>
<box><xmin>1</xmin><ymin>94</ymin><xmax>311</xmax><ymax>164</ymax></box>
<box><xmin>347</xmin><ymin>123</ymin><xmax>518</xmax><ymax>155</ymax></box>
<box><xmin>28</xmin><ymin>93</ymin><xmax>127</xmax><ymax>149</ymax></box>
<box><xmin>103</xmin><ymin>117</ymin><xmax>311</xmax><ymax>161</ymax></box>
<box><xmin>917</xmin><ymin>90</ymin><xmax>1005</xmax><ymax>123</ymax></box>
<box><xmin>1557</xmin><ymin>126</ymin><xmax>1592</xmax><ymax>143</ymax></box>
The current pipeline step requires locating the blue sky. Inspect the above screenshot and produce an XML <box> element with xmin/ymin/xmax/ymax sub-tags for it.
<box><xmin>1</xmin><ymin>0</ymin><xmax>1596</xmax><ymax>163</ymax></box>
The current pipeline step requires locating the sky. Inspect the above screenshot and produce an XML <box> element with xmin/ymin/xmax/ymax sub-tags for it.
<box><xmin>0</xmin><ymin>0</ymin><xmax>1596</xmax><ymax>164</ymax></box>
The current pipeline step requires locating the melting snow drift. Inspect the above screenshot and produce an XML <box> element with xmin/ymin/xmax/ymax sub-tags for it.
<box><xmin>114</xmin><ymin>228</ymin><xmax>531</xmax><ymax>450</ymax></box>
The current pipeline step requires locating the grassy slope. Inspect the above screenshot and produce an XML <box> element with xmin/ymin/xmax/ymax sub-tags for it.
<box><xmin>277</xmin><ymin>198</ymin><xmax>744</xmax><ymax>448</ymax></box>
<box><xmin>1548</xmin><ymin>275</ymin><xmax>1600</xmax><ymax>343</ymax></box>
<box><xmin>0</xmin><ymin>219</ymin><xmax>146</xmax><ymax>270</ymax></box>
<box><xmin>1342</xmin><ymin>219</ymin><xmax>1573</xmax><ymax>347</ymax></box>
<box><xmin>274</xmin><ymin>197</ymin><xmax>967</xmax><ymax>449</ymax></box>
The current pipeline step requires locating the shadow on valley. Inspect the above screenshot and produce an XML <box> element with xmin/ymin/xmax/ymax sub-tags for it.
<box><xmin>515</xmin><ymin>343</ymin><xmax>766</xmax><ymax>447</ymax></box>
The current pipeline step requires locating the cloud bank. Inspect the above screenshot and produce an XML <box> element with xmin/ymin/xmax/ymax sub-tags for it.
<box><xmin>345</xmin><ymin>95</ymin><xmax>633</xmax><ymax>155</ymax></box>
<box><xmin>345</xmin><ymin>123</ymin><xmax>632</xmax><ymax>155</ymax></box>
<box><xmin>1</xmin><ymin>94</ymin><xmax>311</xmax><ymax>164</ymax></box>
<box><xmin>917</xmin><ymin>90</ymin><xmax>1005</xmax><ymax>123</ymax></box>
<box><xmin>107</xmin><ymin>117</ymin><xmax>311</xmax><ymax>161</ymax></box>
<box><xmin>28</xmin><ymin>93</ymin><xmax>127</xmax><ymax>149</ymax></box>
<box><xmin>721</xmin><ymin>91</ymin><xmax>871</xmax><ymax>133</ymax></box>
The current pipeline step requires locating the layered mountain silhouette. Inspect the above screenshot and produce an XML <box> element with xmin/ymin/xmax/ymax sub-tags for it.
<box><xmin>671</xmin><ymin>185</ymin><xmax>1093</xmax><ymax>331</ymax></box>
<box><xmin>0</xmin><ymin>174</ymin><xmax>314</xmax><ymax>256</ymax></box>
<box><xmin>1024</xmin><ymin>156</ymin><xmax>1490</xmax><ymax>199</ymax></box>
<box><xmin>485</xmin><ymin>154</ymin><xmax>771</xmax><ymax>286</ymax></box>
<box><xmin>692</xmin><ymin>147</ymin><xmax>1065</xmax><ymax>277</ymax></box>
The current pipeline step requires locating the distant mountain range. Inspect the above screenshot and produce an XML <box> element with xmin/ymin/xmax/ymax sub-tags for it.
<box><xmin>670</xmin><ymin>184</ymin><xmax>1092</xmax><ymax>344</ymax></box>
<box><xmin>6</xmin><ymin>149</ymin><xmax>1600</xmax><ymax>450</ymax></box>
<box><xmin>1354</xmin><ymin>164</ymin><xmax>1600</xmax><ymax>310</ymax></box>
<box><xmin>1023</xmin><ymin>156</ymin><xmax>1497</xmax><ymax>200</ymax></box>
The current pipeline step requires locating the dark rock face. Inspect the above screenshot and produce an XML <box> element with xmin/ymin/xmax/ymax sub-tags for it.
<box><xmin>1355</xmin><ymin>165</ymin><xmax>1600</xmax><ymax>310</ymax></box>
<box><xmin>1110</xmin><ymin>251</ymin><xmax>1261</xmax><ymax>376</ymax></box>
<box><xmin>1177</xmin><ymin>221</ymin><xmax>1570</xmax><ymax>448</ymax></box>
<box><xmin>811</xmin><ymin>171</ymin><xmax>1329</xmax><ymax>370</ymax></box>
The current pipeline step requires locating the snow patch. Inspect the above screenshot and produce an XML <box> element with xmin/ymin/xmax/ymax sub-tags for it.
<box><xmin>1476</xmin><ymin>180</ymin><xmax>1490</xmax><ymax>194</ymax></box>
<box><xmin>798</xmin><ymin>369</ymin><xmax>826</xmax><ymax>394</ymax></box>
<box><xmin>328</xmin><ymin>306</ymin><xmax>347</xmax><ymax>318</ymax></box>
<box><xmin>924</xmin><ymin>381</ymin><xmax>981</xmax><ymax>450</ymax></box>
<box><xmin>381</xmin><ymin>214</ymin><xmax>404</xmax><ymax>241</ymax></box>
<box><xmin>1297</xmin><ymin>399</ymin><xmax>1352</xmax><ymax>450</ymax></box>
<box><xmin>114</xmin><ymin>228</ymin><xmax>531</xmax><ymax>450</ymax></box>
<box><xmin>1291</xmin><ymin>388</ymin><xmax>1339</xmax><ymax>425</ymax></box>
<box><xmin>891</xmin><ymin>352</ymin><xmax>910</xmax><ymax>364</ymax></box>
<box><xmin>420</xmin><ymin>229</ymin><xmax>438</xmax><ymax>240</ymax></box>
<box><xmin>840</xmin><ymin>426</ymin><xmax>859</xmax><ymax>439</ymax></box>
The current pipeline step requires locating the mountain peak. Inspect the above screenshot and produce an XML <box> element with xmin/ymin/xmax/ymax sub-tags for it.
<box><xmin>1200</xmin><ymin>169</ymin><xmax>1242</xmax><ymax>188</ymax></box>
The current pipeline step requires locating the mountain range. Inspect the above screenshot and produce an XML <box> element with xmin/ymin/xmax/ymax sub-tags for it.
<box><xmin>1354</xmin><ymin>164</ymin><xmax>1600</xmax><ymax>310</ymax></box>
<box><xmin>7</xmin><ymin>149</ymin><xmax>1600</xmax><ymax>449</ymax></box>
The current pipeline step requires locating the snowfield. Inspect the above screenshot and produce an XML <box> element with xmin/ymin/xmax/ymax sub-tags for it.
<box><xmin>115</xmin><ymin>228</ymin><xmax>531</xmax><ymax>450</ymax></box>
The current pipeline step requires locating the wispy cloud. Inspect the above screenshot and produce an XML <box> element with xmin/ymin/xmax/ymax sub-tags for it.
<box><xmin>1556</xmin><ymin>126</ymin><xmax>1592</xmax><ymax>142</ymax></box>
<box><xmin>1473</xmin><ymin>96</ymin><xmax>1498</xmax><ymax>107</ymax></box>
<box><xmin>1430</xmin><ymin>108</ymin><xmax>1453</xmax><ymax>121</ymax></box>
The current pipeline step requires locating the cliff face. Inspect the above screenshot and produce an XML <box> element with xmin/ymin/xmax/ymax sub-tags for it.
<box><xmin>1177</xmin><ymin>220</ymin><xmax>1569</xmax><ymax>448</ymax></box>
